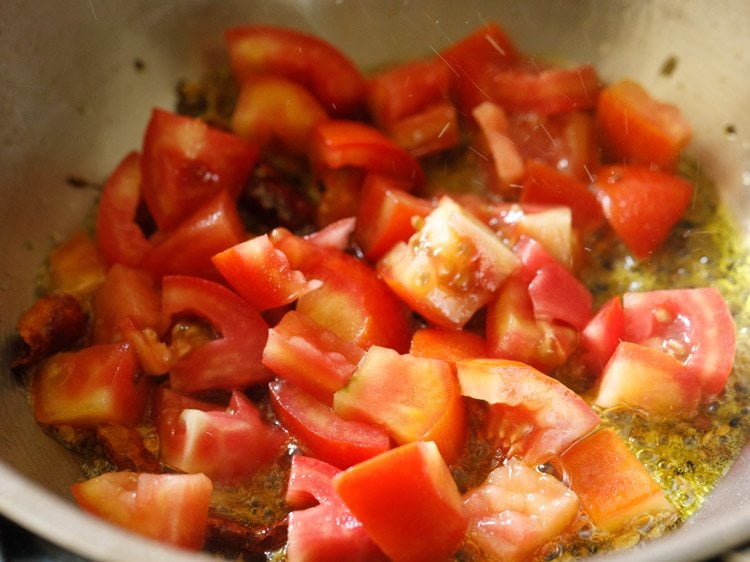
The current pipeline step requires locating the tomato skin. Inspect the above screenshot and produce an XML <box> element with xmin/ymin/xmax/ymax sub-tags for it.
<box><xmin>33</xmin><ymin>343</ymin><xmax>151</xmax><ymax>427</ymax></box>
<box><xmin>333</xmin><ymin>346</ymin><xmax>466</xmax><ymax>465</ymax></box>
<box><xmin>333</xmin><ymin>441</ymin><xmax>468</xmax><ymax>562</ymax></box>
<box><xmin>354</xmin><ymin>174</ymin><xmax>434</xmax><ymax>262</ymax></box>
<box><xmin>158</xmin><ymin>390</ymin><xmax>286</xmax><ymax>482</ymax></box>
<box><xmin>95</xmin><ymin>152</ymin><xmax>152</xmax><ymax>267</ymax></box>
<box><xmin>456</xmin><ymin>358</ymin><xmax>600</xmax><ymax>464</ymax></box>
<box><xmin>285</xmin><ymin>455</ymin><xmax>388</xmax><ymax>562</ymax></box>
<box><xmin>91</xmin><ymin>264</ymin><xmax>161</xmax><ymax>344</ymax></box>
<box><xmin>141</xmin><ymin>108</ymin><xmax>258</xmax><ymax>231</ymax></box>
<box><xmin>225</xmin><ymin>26</ymin><xmax>366</xmax><ymax>117</ymax></box>
<box><xmin>622</xmin><ymin>288</ymin><xmax>736</xmax><ymax>398</ymax></box>
<box><xmin>212</xmin><ymin>234</ymin><xmax>318</xmax><ymax>312</ymax></box>
<box><xmin>378</xmin><ymin>197</ymin><xmax>520</xmax><ymax>330</ymax></box>
<box><xmin>561</xmin><ymin>428</ymin><xmax>675</xmax><ymax>532</ymax></box>
<box><xmin>595</xmin><ymin>165</ymin><xmax>693</xmax><ymax>258</ymax></box>
<box><xmin>231</xmin><ymin>74</ymin><xmax>329</xmax><ymax>154</ymax></box>
<box><xmin>463</xmin><ymin>458</ymin><xmax>580</xmax><ymax>562</ymax></box>
<box><xmin>580</xmin><ymin>295</ymin><xmax>624</xmax><ymax>373</ymax></box>
<box><xmin>269</xmin><ymin>380</ymin><xmax>391</xmax><ymax>469</ymax></box>
<box><xmin>310</xmin><ymin>120</ymin><xmax>425</xmax><ymax>186</ymax></box>
<box><xmin>409</xmin><ymin>327</ymin><xmax>488</xmax><ymax>366</ymax></box>
<box><xmin>262</xmin><ymin>310</ymin><xmax>364</xmax><ymax>405</ymax></box>
<box><xmin>595</xmin><ymin>341</ymin><xmax>702</xmax><ymax>418</ymax></box>
<box><xmin>597</xmin><ymin>79</ymin><xmax>692</xmax><ymax>171</ymax></box>
<box><xmin>161</xmin><ymin>275</ymin><xmax>271</xmax><ymax>393</ymax></box>
<box><xmin>72</xmin><ymin>471</ymin><xmax>213</xmax><ymax>550</ymax></box>
<box><xmin>520</xmin><ymin>159</ymin><xmax>604</xmax><ymax>233</ymax></box>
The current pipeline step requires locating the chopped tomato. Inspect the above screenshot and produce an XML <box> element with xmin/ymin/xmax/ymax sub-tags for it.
<box><xmin>595</xmin><ymin>341</ymin><xmax>701</xmax><ymax>418</ymax></box>
<box><xmin>561</xmin><ymin>428</ymin><xmax>676</xmax><ymax>532</ymax></box>
<box><xmin>378</xmin><ymin>197</ymin><xmax>519</xmax><ymax>329</ymax></box>
<box><xmin>520</xmin><ymin>159</ymin><xmax>604</xmax><ymax>232</ymax></box>
<box><xmin>597</xmin><ymin>79</ymin><xmax>692</xmax><ymax>170</ymax></box>
<box><xmin>48</xmin><ymin>230</ymin><xmax>108</xmax><ymax>299</ymax></box>
<box><xmin>485</xmin><ymin>273</ymin><xmax>579</xmax><ymax>373</ymax></box>
<box><xmin>409</xmin><ymin>327</ymin><xmax>488</xmax><ymax>366</ymax></box>
<box><xmin>161</xmin><ymin>275</ymin><xmax>271</xmax><ymax>393</ymax></box>
<box><xmin>71</xmin><ymin>472</ymin><xmax>212</xmax><ymax>550</ymax></box>
<box><xmin>225</xmin><ymin>26</ymin><xmax>366</xmax><ymax>117</ymax></box>
<box><xmin>310</xmin><ymin>120</ymin><xmax>425</xmax><ymax>186</ymax></box>
<box><xmin>354</xmin><ymin>174</ymin><xmax>434</xmax><ymax>262</ymax></box>
<box><xmin>269</xmin><ymin>380</ymin><xmax>391</xmax><ymax>469</ymax></box>
<box><xmin>580</xmin><ymin>295</ymin><xmax>624</xmax><ymax>374</ymax></box>
<box><xmin>595</xmin><ymin>165</ymin><xmax>693</xmax><ymax>258</ymax></box>
<box><xmin>158</xmin><ymin>390</ymin><xmax>286</xmax><ymax>482</ymax></box>
<box><xmin>366</xmin><ymin>58</ymin><xmax>452</xmax><ymax>127</ymax></box>
<box><xmin>332</xmin><ymin>441</ymin><xmax>468</xmax><ymax>562</ymax></box>
<box><xmin>304</xmin><ymin>215</ymin><xmax>356</xmax><ymax>251</ymax></box>
<box><xmin>95</xmin><ymin>152</ymin><xmax>152</xmax><ymax>267</ymax></box>
<box><xmin>212</xmin><ymin>234</ymin><xmax>319</xmax><ymax>312</ymax></box>
<box><xmin>118</xmin><ymin>317</ymin><xmax>172</xmax><ymax>376</ymax></box>
<box><xmin>471</xmin><ymin>101</ymin><xmax>525</xmax><ymax>192</ymax></box>
<box><xmin>488</xmin><ymin>65</ymin><xmax>600</xmax><ymax>115</ymax></box>
<box><xmin>140</xmin><ymin>108</ymin><xmax>258</xmax><ymax>231</ymax></box>
<box><xmin>333</xmin><ymin>346</ymin><xmax>466</xmax><ymax>464</ymax></box>
<box><xmin>621</xmin><ymin>288</ymin><xmax>736</xmax><ymax>398</ymax></box>
<box><xmin>463</xmin><ymin>458</ymin><xmax>580</xmax><ymax>562</ymax></box>
<box><xmin>457</xmin><ymin>358</ymin><xmax>600</xmax><ymax>464</ymax></box>
<box><xmin>315</xmin><ymin>167</ymin><xmax>363</xmax><ymax>228</ymax></box>
<box><xmin>32</xmin><ymin>343</ymin><xmax>150</xmax><ymax>427</ymax></box>
<box><xmin>262</xmin><ymin>310</ymin><xmax>364</xmax><ymax>404</ymax></box>
<box><xmin>231</xmin><ymin>74</ymin><xmax>329</xmax><ymax>154</ymax></box>
<box><xmin>285</xmin><ymin>455</ymin><xmax>387</xmax><ymax>561</ymax></box>
<box><xmin>387</xmin><ymin>101</ymin><xmax>460</xmax><ymax>158</ymax></box>
<box><xmin>91</xmin><ymin>264</ymin><xmax>161</xmax><ymax>344</ymax></box>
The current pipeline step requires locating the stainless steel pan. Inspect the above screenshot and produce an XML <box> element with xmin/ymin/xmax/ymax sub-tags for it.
<box><xmin>1</xmin><ymin>1</ymin><xmax>749</xmax><ymax>560</ymax></box>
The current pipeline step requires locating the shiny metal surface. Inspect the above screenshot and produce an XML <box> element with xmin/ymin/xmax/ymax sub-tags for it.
<box><xmin>1</xmin><ymin>1</ymin><xmax>749</xmax><ymax>560</ymax></box>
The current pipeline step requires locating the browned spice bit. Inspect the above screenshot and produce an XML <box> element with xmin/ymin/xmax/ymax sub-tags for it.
<box><xmin>204</xmin><ymin>511</ymin><xmax>288</xmax><ymax>559</ymax></box>
<box><xmin>660</xmin><ymin>55</ymin><xmax>678</xmax><ymax>77</ymax></box>
<box><xmin>64</xmin><ymin>175</ymin><xmax>99</xmax><ymax>190</ymax></box>
<box><xmin>13</xmin><ymin>294</ymin><xmax>87</xmax><ymax>368</ymax></box>
<box><xmin>95</xmin><ymin>424</ymin><xmax>162</xmax><ymax>473</ymax></box>
<box><xmin>133</xmin><ymin>58</ymin><xmax>145</xmax><ymax>72</ymax></box>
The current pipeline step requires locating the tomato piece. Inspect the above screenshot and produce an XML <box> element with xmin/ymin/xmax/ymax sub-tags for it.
<box><xmin>71</xmin><ymin>472</ymin><xmax>212</xmax><ymax>550</ymax></box>
<box><xmin>409</xmin><ymin>327</ymin><xmax>488</xmax><ymax>366</ymax></box>
<box><xmin>595</xmin><ymin>341</ymin><xmax>701</xmax><ymax>418</ymax></box>
<box><xmin>471</xmin><ymin>101</ymin><xmax>525</xmax><ymax>191</ymax></box>
<box><xmin>32</xmin><ymin>342</ymin><xmax>150</xmax><ymax>427</ymax></box>
<box><xmin>285</xmin><ymin>455</ymin><xmax>387</xmax><ymax>562</ymax></box>
<box><xmin>91</xmin><ymin>264</ymin><xmax>161</xmax><ymax>344</ymax></box>
<box><xmin>333</xmin><ymin>346</ymin><xmax>466</xmax><ymax>464</ymax></box>
<box><xmin>580</xmin><ymin>295</ymin><xmax>624</xmax><ymax>373</ymax></box>
<box><xmin>516</xmin><ymin>237</ymin><xmax>593</xmax><ymax>330</ymax></box>
<box><xmin>161</xmin><ymin>275</ymin><xmax>270</xmax><ymax>393</ymax></box>
<box><xmin>141</xmin><ymin>108</ymin><xmax>258</xmax><ymax>231</ymax></box>
<box><xmin>142</xmin><ymin>189</ymin><xmax>246</xmax><ymax>280</ymax></box>
<box><xmin>158</xmin><ymin>390</ymin><xmax>286</xmax><ymax>482</ymax></box>
<box><xmin>95</xmin><ymin>152</ymin><xmax>152</xmax><ymax>267</ymax></box>
<box><xmin>231</xmin><ymin>75</ymin><xmax>329</xmax><ymax>154</ymax></box>
<box><xmin>520</xmin><ymin>159</ymin><xmax>604</xmax><ymax>232</ymax></box>
<box><xmin>621</xmin><ymin>288</ymin><xmax>736</xmax><ymax>397</ymax></box>
<box><xmin>315</xmin><ymin>166</ymin><xmax>364</xmax><ymax>228</ymax></box>
<box><xmin>378</xmin><ymin>197</ymin><xmax>519</xmax><ymax>330</ymax></box>
<box><xmin>212</xmin><ymin>234</ymin><xmax>319</xmax><ymax>312</ymax></box>
<box><xmin>485</xmin><ymin>273</ymin><xmax>579</xmax><ymax>373</ymax></box>
<box><xmin>597</xmin><ymin>79</ymin><xmax>692</xmax><ymax>171</ymax></box>
<box><xmin>310</xmin><ymin>120</ymin><xmax>425</xmax><ymax>186</ymax></box>
<box><xmin>457</xmin><ymin>358</ymin><xmax>600</xmax><ymax>464</ymax></box>
<box><xmin>48</xmin><ymin>230</ymin><xmax>108</xmax><ymax>299</ymax></box>
<box><xmin>387</xmin><ymin>101</ymin><xmax>460</xmax><ymax>158</ymax></box>
<box><xmin>366</xmin><ymin>58</ymin><xmax>452</xmax><ymax>127</ymax></box>
<box><xmin>225</xmin><ymin>26</ymin><xmax>366</xmax><ymax>117</ymax></box>
<box><xmin>595</xmin><ymin>165</ymin><xmax>693</xmax><ymax>258</ymax></box>
<box><xmin>304</xmin><ymin>215</ymin><xmax>356</xmax><ymax>251</ymax></box>
<box><xmin>463</xmin><ymin>458</ymin><xmax>580</xmax><ymax>562</ymax></box>
<box><xmin>488</xmin><ymin>65</ymin><xmax>600</xmax><ymax>115</ymax></box>
<box><xmin>561</xmin><ymin>428</ymin><xmax>676</xmax><ymax>532</ymax></box>
<box><xmin>269</xmin><ymin>380</ymin><xmax>390</xmax><ymax>469</ymax></box>
<box><xmin>273</xmin><ymin>230</ymin><xmax>413</xmax><ymax>352</ymax></box>
<box><xmin>118</xmin><ymin>317</ymin><xmax>172</xmax><ymax>376</ymax></box>
<box><xmin>354</xmin><ymin>174</ymin><xmax>434</xmax><ymax>261</ymax></box>
<box><xmin>262</xmin><ymin>310</ymin><xmax>364</xmax><ymax>405</ymax></box>
<box><xmin>332</xmin><ymin>441</ymin><xmax>468</xmax><ymax>562</ymax></box>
